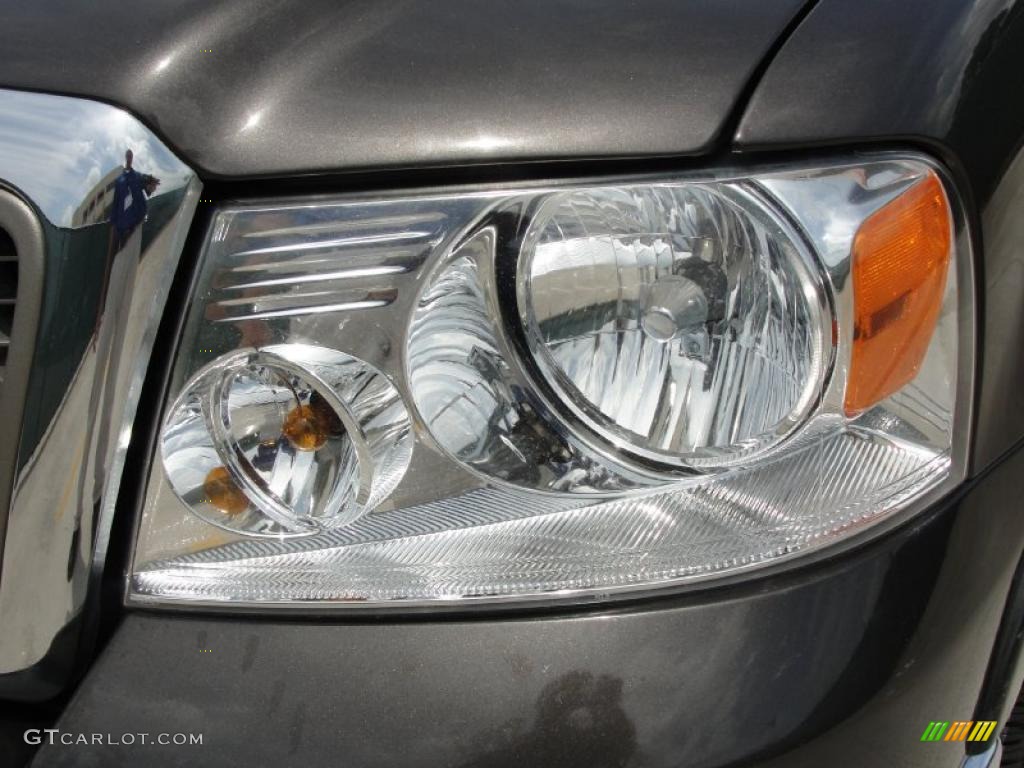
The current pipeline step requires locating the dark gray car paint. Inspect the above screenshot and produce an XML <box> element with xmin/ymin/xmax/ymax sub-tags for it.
<box><xmin>0</xmin><ymin>0</ymin><xmax>808</xmax><ymax>178</ymax></box>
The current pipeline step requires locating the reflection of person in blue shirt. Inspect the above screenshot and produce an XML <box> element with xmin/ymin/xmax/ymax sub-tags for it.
<box><xmin>109</xmin><ymin>149</ymin><xmax>159</xmax><ymax>250</ymax></box>
<box><xmin>85</xmin><ymin>148</ymin><xmax>161</xmax><ymax>509</ymax></box>
<box><xmin>96</xmin><ymin>149</ymin><xmax>160</xmax><ymax>336</ymax></box>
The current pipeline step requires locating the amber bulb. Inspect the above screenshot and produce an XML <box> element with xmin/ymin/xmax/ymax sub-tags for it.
<box><xmin>203</xmin><ymin>466</ymin><xmax>249</xmax><ymax>516</ymax></box>
<box><xmin>283</xmin><ymin>404</ymin><xmax>329</xmax><ymax>451</ymax></box>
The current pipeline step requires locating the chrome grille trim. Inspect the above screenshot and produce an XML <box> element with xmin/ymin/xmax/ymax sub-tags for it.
<box><xmin>0</xmin><ymin>90</ymin><xmax>199</xmax><ymax>697</ymax></box>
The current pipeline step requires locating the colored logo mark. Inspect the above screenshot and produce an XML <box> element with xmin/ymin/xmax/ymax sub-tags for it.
<box><xmin>921</xmin><ymin>721</ymin><xmax>997</xmax><ymax>742</ymax></box>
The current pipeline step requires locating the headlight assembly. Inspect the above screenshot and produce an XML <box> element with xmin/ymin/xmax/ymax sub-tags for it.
<box><xmin>131</xmin><ymin>155</ymin><xmax>972</xmax><ymax>608</ymax></box>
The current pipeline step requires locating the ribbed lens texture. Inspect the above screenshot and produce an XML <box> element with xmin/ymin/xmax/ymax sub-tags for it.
<box><xmin>520</xmin><ymin>185</ymin><xmax>825</xmax><ymax>463</ymax></box>
<box><xmin>134</xmin><ymin>425</ymin><xmax>950</xmax><ymax>602</ymax></box>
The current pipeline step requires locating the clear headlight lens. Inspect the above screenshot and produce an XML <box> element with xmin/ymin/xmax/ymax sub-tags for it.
<box><xmin>131</xmin><ymin>156</ymin><xmax>971</xmax><ymax>608</ymax></box>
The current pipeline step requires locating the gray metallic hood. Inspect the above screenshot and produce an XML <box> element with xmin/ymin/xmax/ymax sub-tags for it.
<box><xmin>1</xmin><ymin>0</ymin><xmax>809</xmax><ymax>178</ymax></box>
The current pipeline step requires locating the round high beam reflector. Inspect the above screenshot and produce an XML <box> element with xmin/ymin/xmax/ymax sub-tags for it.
<box><xmin>517</xmin><ymin>184</ymin><xmax>831</xmax><ymax>467</ymax></box>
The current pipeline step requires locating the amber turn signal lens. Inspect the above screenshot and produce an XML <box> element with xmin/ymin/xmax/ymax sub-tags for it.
<box><xmin>203</xmin><ymin>466</ymin><xmax>249</xmax><ymax>516</ymax></box>
<box><xmin>845</xmin><ymin>172</ymin><xmax>952</xmax><ymax>415</ymax></box>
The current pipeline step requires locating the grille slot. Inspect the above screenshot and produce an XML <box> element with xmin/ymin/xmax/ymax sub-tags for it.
<box><xmin>0</xmin><ymin>227</ymin><xmax>18</xmax><ymax>382</ymax></box>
